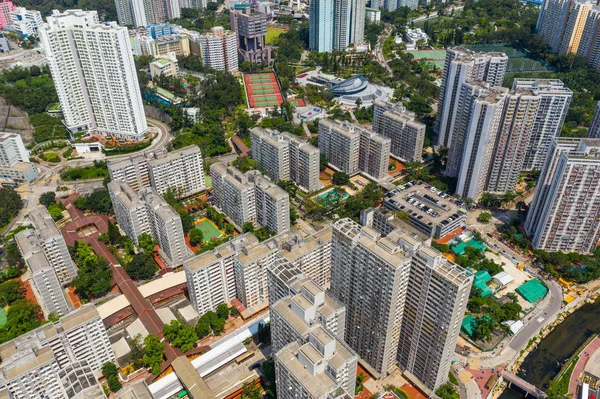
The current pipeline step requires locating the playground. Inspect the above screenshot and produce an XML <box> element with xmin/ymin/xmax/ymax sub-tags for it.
<box><xmin>194</xmin><ymin>217</ymin><xmax>224</xmax><ymax>243</ymax></box>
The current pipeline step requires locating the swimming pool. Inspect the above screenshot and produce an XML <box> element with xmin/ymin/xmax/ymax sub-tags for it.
<box><xmin>313</xmin><ymin>189</ymin><xmax>349</xmax><ymax>205</ymax></box>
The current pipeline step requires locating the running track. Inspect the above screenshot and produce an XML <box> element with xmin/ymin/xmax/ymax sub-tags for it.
<box><xmin>568</xmin><ymin>336</ymin><xmax>600</xmax><ymax>395</ymax></box>
<box><xmin>60</xmin><ymin>198</ymin><xmax>182</xmax><ymax>367</ymax></box>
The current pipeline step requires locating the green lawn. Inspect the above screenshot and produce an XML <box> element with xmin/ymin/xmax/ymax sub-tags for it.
<box><xmin>39</xmin><ymin>151</ymin><xmax>60</xmax><ymax>163</ymax></box>
<box><xmin>266</xmin><ymin>27</ymin><xmax>286</xmax><ymax>45</ymax></box>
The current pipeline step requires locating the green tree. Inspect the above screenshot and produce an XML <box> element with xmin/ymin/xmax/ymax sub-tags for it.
<box><xmin>0</xmin><ymin>299</ymin><xmax>41</xmax><ymax>343</ymax></box>
<box><xmin>319</xmin><ymin>153</ymin><xmax>328</xmax><ymax>171</ymax></box>
<box><xmin>125</xmin><ymin>254</ymin><xmax>158</xmax><ymax>280</ymax></box>
<box><xmin>163</xmin><ymin>320</ymin><xmax>197</xmax><ymax>352</ymax></box>
<box><xmin>211</xmin><ymin>317</ymin><xmax>226</xmax><ymax>335</ymax></box>
<box><xmin>435</xmin><ymin>383</ymin><xmax>459</xmax><ymax>399</ymax></box>
<box><xmin>332</xmin><ymin>171</ymin><xmax>350</xmax><ymax>185</ymax></box>
<box><xmin>47</xmin><ymin>203</ymin><xmax>63</xmax><ymax>221</ymax></box>
<box><xmin>0</xmin><ymin>280</ymin><xmax>25</xmax><ymax>305</ymax></box>
<box><xmin>189</xmin><ymin>229</ymin><xmax>204</xmax><ymax>246</ymax></box>
<box><xmin>143</xmin><ymin>334</ymin><xmax>165</xmax><ymax>375</ymax></box>
<box><xmin>138</xmin><ymin>233</ymin><xmax>157</xmax><ymax>255</ymax></box>
<box><xmin>242</xmin><ymin>222</ymin><xmax>255</xmax><ymax>233</ymax></box>
<box><xmin>195</xmin><ymin>316</ymin><xmax>212</xmax><ymax>339</ymax></box>
<box><xmin>107</xmin><ymin>375</ymin><xmax>122</xmax><ymax>392</ymax></box>
<box><xmin>216</xmin><ymin>303</ymin><xmax>229</xmax><ymax>320</ymax></box>
<box><xmin>5</xmin><ymin>240</ymin><xmax>24</xmax><ymax>268</ymax></box>
<box><xmin>39</xmin><ymin>191</ymin><xmax>56</xmax><ymax>207</ymax></box>
<box><xmin>477</xmin><ymin>211</ymin><xmax>492</xmax><ymax>223</ymax></box>
<box><xmin>102</xmin><ymin>362</ymin><xmax>118</xmax><ymax>378</ymax></box>
<box><xmin>240</xmin><ymin>381</ymin><xmax>262</xmax><ymax>399</ymax></box>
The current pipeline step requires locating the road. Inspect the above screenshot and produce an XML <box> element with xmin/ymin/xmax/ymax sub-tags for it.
<box><xmin>375</xmin><ymin>26</ymin><xmax>393</xmax><ymax>74</ymax></box>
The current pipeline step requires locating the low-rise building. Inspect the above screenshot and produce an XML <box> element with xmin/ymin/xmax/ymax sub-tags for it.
<box><xmin>149</xmin><ymin>52</ymin><xmax>179</xmax><ymax>79</ymax></box>
<box><xmin>8</xmin><ymin>7</ymin><xmax>42</xmax><ymax>37</ymax></box>
<box><xmin>404</xmin><ymin>28</ymin><xmax>429</xmax><ymax>50</ymax></box>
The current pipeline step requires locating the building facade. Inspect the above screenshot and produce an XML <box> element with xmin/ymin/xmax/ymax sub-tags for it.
<box><xmin>250</xmin><ymin>127</ymin><xmax>290</xmax><ymax>182</ymax></box>
<box><xmin>114</xmin><ymin>0</ymin><xmax>180</xmax><ymax>27</ymax></box>
<box><xmin>358</xmin><ymin>128</ymin><xmax>391</xmax><ymax>181</ymax></box>
<box><xmin>283</xmin><ymin>133</ymin><xmax>321</xmax><ymax>193</ymax></box>
<box><xmin>318</xmin><ymin>119</ymin><xmax>360</xmax><ymax>175</ymax></box>
<box><xmin>8</xmin><ymin>7</ymin><xmax>42</xmax><ymax>36</ymax></box>
<box><xmin>589</xmin><ymin>101</ymin><xmax>600</xmax><ymax>138</ymax></box>
<box><xmin>525</xmin><ymin>138</ymin><xmax>600</xmax><ymax>254</ymax></box>
<box><xmin>374</xmin><ymin>101</ymin><xmax>426</xmax><ymax>163</ymax></box>
<box><xmin>40</xmin><ymin>10</ymin><xmax>148</xmax><ymax>140</ymax></box>
<box><xmin>197</xmin><ymin>26</ymin><xmax>238</xmax><ymax>72</ymax></box>
<box><xmin>230</xmin><ymin>10</ymin><xmax>272</xmax><ymax>65</ymax></box>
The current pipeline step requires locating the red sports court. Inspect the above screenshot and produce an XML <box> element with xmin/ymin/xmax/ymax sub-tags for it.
<box><xmin>244</xmin><ymin>72</ymin><xmax>284</xmax><ymax>108</ymax></box>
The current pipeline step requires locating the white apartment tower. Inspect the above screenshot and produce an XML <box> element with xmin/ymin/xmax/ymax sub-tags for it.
<box><xmin>40</xmin><ymin>10</ymin><xmax>148</xmax><ymax>140</ymax></box>
<box><xmin>589</xmin><ymin>101</ymin><xmax>600</xmax><ymax>138</ymax></box>
<box><xmin>210</xmin><ymin>163</ymin><xmax>290</xmax><ymax>234</ymax></box>
<box><xmin>333</xmin><ymin>0</ymin><xmax>351</xmax><ymax>50</ymax></box>
<box><xmin>318</xmin><ymin>119</ymin><xmax>360</xmax><ymax>175</ymax></box>
<box><xmin>525</xmin><ymin>138</ymin><xmax>600</xmax><ymax>254</ymax></box>
<box><xmin>139</xmin><ymin>188</ymin><xmax>189</xmax><ymax>266</ymax></box>
<box><xmin>0</xmin><ymin>133</ymin><xmax>29</xmax><ymax>166</ymax></box>
<box><xmin>397</xmin><ymin>245</ymin><xmax>473</xmax><ymax>392</ymax></box>
<box><xmin>512</xmin><ymin>79</ymin><xmax>572</xmax><ymax>171</ymax></box>
<box><xmin>198</xmin><ymin>26</ymin><xmax>238</xmax><ymax>72</ymax></box>
<box><xmin>309</xmin><ymin>0</ymin><xmax>334</xmax><ymax>52</ymax></box>
<box><xmin>358</xmin><ymin>127</ymin><xmax>391</xmax><ymax>181</ymax></box>
<box><xmin>282</xmin><ymin>133</ymin><xmax>321</xmax><ymax>193</ymax></box>
<box><xmin>108</xmin><ymin>181</ymin><xmax>149</xmax><ymax>246</ymax></box>
<box><xmin>28</xmin><ymin>205</ymin><xmax>77</xmax><ymax>285</ymax></box>
<box><xmin>15</xmin><ymin>229</ymin><xmax>72</xmax><ymax>318</ymax></box>
<box><xmin>349</xmin><ymin>0</ymin><xmax>366</xmax><ymax>45</ymax></box>
<box><xmin>250</xmin><ymin>127</ymin><xmax>290</xmax><ymax>182</ymax></box>
<box><xmin>435</xmin><ymin>47</ymin><xmax>508</xmax><ymax>148</ymax></box>
<box><xmin>330</xmin><ymin>219</ymin><xmax>412</xmax><ymax>377</ymax></box>
<box><xmin>108</xmin><ymin>145</ymin><xmax>206</xmax><ymax>198</ymax></box>
<box><xmin>447</xmin><ymin>82</ymin><xmax>508</xmax><ymax>200</ymax></box>
<box><xmin>537</xmin><ymin>0</ymin><xmax>573</xmax><ymax>53</ymax></box>
<box><xmin>114</xmin><ymin>0</ymin><xmax>180</xmax><ymax>27</ymax></box>
<box><xmin>374</xmin><ymin>101</ymin><xmax>426</xmax><ymax>163</ymax></box>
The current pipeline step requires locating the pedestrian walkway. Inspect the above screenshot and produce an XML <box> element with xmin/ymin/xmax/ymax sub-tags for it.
<box><xmin>569</xmin><ymin>336</ymin><xmax>600</xmax><ymax>395</ymax></box>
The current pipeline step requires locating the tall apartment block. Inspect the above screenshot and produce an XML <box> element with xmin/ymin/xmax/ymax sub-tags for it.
<box><xmin>332</xmin><ymin>0</ymin><xmax>350</xmax><ymax>51</ymax></box>
<box><xmin>114</xmin><ymin>0</ymin><xmax>180</xmax><ymax>27</ymax></box>
<box><xmin>0</xmin><ymin>0</ymin><xmax>14</xmax><ymax>29</ymax></box>
<box><xmin>250</xmin><ymin>127</ymin><xmax>290</xmax><ymax>182</ymax></box>
<box><xmin>210</xmin><ymin>163</ymin><xmax>290</xmax><ymax>234</ymax></box>
<box><xmin>197</xmin><ymin>26</ymin><xmax>238</xmax><ymax>72</ymax></box>
<box><xmin>275</xmin><ymin>325</ymin><xmax>357</xmax><ymax>399</ymax></box>
<box><xmin>330</xmin><ymin>219</ymin><xmax>412</xmax><ymax>377</ymax></box>
<box><xmin>108</xmin><ymin>145</ymin><xmax>205</xmax><ymax>198</ymax></box>
<box><xmin>279</xmin><ymin>226</ymin><xmax>333</xmax><ymax>288</ymax></box>
<box><xmin>396</xmin><ymin>242</ymin><xmax>472</xmax><ymax>393</ymax></box>
<box><xmin>318</xmin><ymin>119</ymin><xmax>360</xmax><ymax>175</ymax></box>
<box><xmin>230</xmin><ymin>10</ymin><xmax>271</xmax><ymax>65</ymax></box>
<box><xmin>435</xmin><ymin>47</ymin><xmax>508</xmax><ymax>148</ymax></box>
<box><xmin>309</xmin><ymin>0</ymin><xmax>334</xmax><ymax>52</ymax></box>
<box><xmin>537</xmin><ymin>0</ymin><xmax>574</xmax><ymax>53</ymax></box>
<box><xmin>558</xmin><ymin>0</ymin><xmax>595</xmax><ymax>55</ymax></box>
<box><xmin>349</xmin><ymin>0</ymin><xmax>366</xmax><ymax>45</ymax></box>
<box><xmin>40</xmin><ymin>10</ymin><xmax>148</xmax><ymax>140</ymax></box>
<box><xmin>28</xmin><ymin>205</ymin><xmax>77</xmax><ymax>284</ymax></box>
<box><xmin>109</xmin><ymin>182</ymin><xmax>189</xmax><ymax>265</ymax></box>
<box><xmin>447</xmin><ymin>82</ymin><xmax>508</xmax><ymax>200</ymax></box>
<box><xmin>15</xmin><ymin>229</ymin><xmax>72</xmax><ymax>318</ymax></box>
<box><xmin>309</xmin><ymin>0</ymin><xmax>365</xmax><ymax>52</ymax></box>
<box><xmin>588</xmin><ymin>101</ymin><xmax>600</xmax><ymax>138</ymax></box>
<box><xmin>0</xmin><ymin>305</ymin><xmax>114</xmax><ymax>398</ymax></box>
<box><xmin>250</xmin><ymin>127</ymin><xmax>321</xmax><ymax>192</ymax></box>
<box><xmin>525</xmin><ymin>138</ymin><xmax>600</xmax><ymax>254</ymax></box>
<box><xmin>512</xmin><ymin>79</ymin><xmax>572</xmax><ymax>171</ymax></box>
<box><xmin>358</xmin><ymin>127</ymin><xmax>391</xmax><ymax>181</ymax></box>
<box><xmin>577</xmin><ymin>5</ymin><xmax>600</xmax><ymax>70</ymax></box>
<box><xmin>374</xmin><ymin>101</ymin><xmax>426</xmax><ymax>163</ymax></box>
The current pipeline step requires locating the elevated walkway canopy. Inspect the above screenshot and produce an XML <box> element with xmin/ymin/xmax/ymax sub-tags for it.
<box><xmin>171</xmin><ymin>356</ymin><xmax>215</xmax><ymax>399</ymax></box>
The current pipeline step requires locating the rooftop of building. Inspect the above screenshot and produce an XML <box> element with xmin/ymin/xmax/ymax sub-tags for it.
<box><xmin>58</xmin><ymin>304</ymin><xmax>100</xmax><ymax>331</ymax></box>
<box><xmin>29</xmin><ymin>205</ymin><xmax>62</xmax><ymax>242</ymax></box>
<box><xmin>146</xmin><ymin>145</ymin><xmax>201</xmax><ymax>167</ymax></box>
<box><xmin>108</xmin><ymin>180</ymin><xmax>145</xmax><ymax>208</ymax></box>
<box><xmin>251</xmin><ymin>174</ymin><xmax>289</xmax><ymax>200</ymax></box>
<box><xmin>435</xmin><ymin>259</ymin><xmax>474</xmax><ymax>288</ymax></box>
<box><xmin>0</xmin><ymin>133</ymin><xmax>20</xmax><ymax>142</ymax></box>
<box><xmin>449</xmin><ymin>46</ymin><xmax>508</xmax><ymax>60</ymax></box>
<box><xmin>512</xmin><ymin>78</ymin><xmax>572</xmax><ymax>94</ymax></box>
<box><xmin>250</xmin><ymin>127</ymin><xmax>289</xmax><ymax>148</ymax></box>
<box><xmin>139</xmin><ymin>188</ymin><xmax>180</xmax><ymax>221</ymax></box>
<box><xmin>184</xmin><ymin>233</ymin><xmax>257</xmax><ymax>272</ymax></box>
<box><xmin>373</xmin><ymin>208</ymin><xmax>430</xmax><ymax>241</ymax></box>
<box><xmin>2</xmin><ymin>346</ymin><xmax>55</xmax><ymax>381</ymax></box>
<box><xmin>381</xmin><ymin>107</ymin><xmax>424</xmax><ymax>128</ymax></box>
<box><xmin>211</xmin><ymin>163</ymin><xmax>253</xmax><ymax>191</ymax></box>
<box><xmin>384</xmin><ymin>182</ymin><xmax>468</xmax><ymax>228</ymax></box>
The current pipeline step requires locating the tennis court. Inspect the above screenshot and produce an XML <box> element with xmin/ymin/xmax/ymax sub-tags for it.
<box><xmin>244</xmin><ymin>72</ymin><xmax>285</xmax><ymax>108</ymax></box>
<box><xmin>194</xmin><ymin>217</ymin><xmax>224</xmax><ymax>243</ymax></box>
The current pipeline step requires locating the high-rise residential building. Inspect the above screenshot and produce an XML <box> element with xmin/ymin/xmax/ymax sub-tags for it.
<box><xmin>512</xmin><ymin>79</ymin><xmax>572</xmax><ymax>171</ymax></box>
<box><xmin>279</xmin><ymin>226</ymin><xmax>333</xmax><ymax>288</ymax></box>
<box><xmin>558</xmin><ymin>0</ymin><xmax>595</xmax><ymax>55</ymax></box>
<box><xmin>275</xmin><ymin>325</ymin><xmax>357</xmax><ymax>399</ymax></box>
<box><xmin>181</xmin><ymin>0</ymin><xmax>206</xmax><ymax>9</ymax></box>
<box><xmin>15</xmin><ymin>229</ymin><xmax>72</xmax><ymax>318</ymax></box>
<box><xmin>447</xmin><ymin>82</ymin><xmax>508</xmax><ymax>200</ymax></box>
<box><xmin>114</xmin><ymin>0</ymin><xmax>180</xmax><ymax>27</ymax></box>
<box><xmin>318</xmin><ymin>119</ymin><xmax>360</xmax><ymax>175</ymax></box>
<box><xmin>108</xmin><ymin>181</ymin><xmax>149</xmax><ymax>246</ymax></box>
<box><xmin>577</xmin><ymin>5</ymin><xmax>600</xmax><ymax>70</ymax></box>
<box><xmin>108</xmin><ymin>145</ymin><xmax>205</xmax><ymax>198</ymax></box>
<box><xmin>525</xmin><ymin>138</ymin><xmax>600</xmax><ymax>254</ymax></box>
<box><xmin>197</xmin><ymin>26</ymin><xmax>238</xmax><ymax>72</ymax></box>
<box><xmin>588</xmin><ymin>101</ymin><xmax>600</xmax><ymax>138</ymax></box>
<box><xmin>0</xmin><ymin>306</ymin><xmax>114</xmax><ymax>399</ymax></box>
<box><xmin>40</xmin><ymin>10</ymin><xmax>148</xmax><ymax>140</ymax></box>
<box><xmin>230</xmin><ymin>10</ymin><xmax>272</xmax><ymax>65</ymax></box>
<box><xmin>330</xmin><ymin>219</ymin><xmax>412</xmax><ymax>377</ymax></box>
<box><xmin>396</xmin><ymin>241</ymin><xmax>472</xmax><ymax>392</ymax></box>
<box><xmin>183</xmin><ymin>235</ymin><xmax>243</xmax><ymax>314</ymax></box>
<box><xmin>250</xmin><ymin>127</ymin><xmax>290</xmax><ymax>182</ymax></box>
<box><xmin>251</xmin><ymin>171</ymin><xmax>291</xmax><ymax>235</ymax></box>
<box><xmin>358</xmin><ymin>127</ymin><xmax>391</xmax><ymax>181</ymax></box>
<box><xmin>250</xmin><ymin>127</ymin><xmax>321</xmax><ymax>192</ymax></box>
<box><xmin>210</xmin><ymin>163</ymin><xmax>258</xmax><ymax>228</ymax></box>
<box><xmin>139</xmin><ymin>188</ymin><xmax>189</xmax><ymax>265</ymax></box>
<box><xmin>283</xmin><ymin>133</ymin><xmax>321</xmax><ymax>193</ymax></box>
<box><xmin>310</xmin><ymin>0</ymin><xmax>365</xmax><ymax>52</ymax></box>
<box><xmin>0</xmin><ymin>133</ymin><xmax>28</xmax><ymax>166</ymax></box>
<box><xmin>309</xmin><ymin>0</ymin><xmax>334</xmax><ymax>52</ymax></box>
<box><xmin>537</xmin><ymin>0</ymin><xmax>573</xmax><ymax>53</ymax></box>
<box><xmin>0</xmin><ymin>0</ymin><xmax>14</xmax><ymax>29</ymax></box>
<box><xmin>8</xmin><ymin>7</ymin><xmax>42</xmax><ymax>37</ymax></box>
<box><xmin>486</xmin><ymin>88</ymin><xmax>542</xmax><ymax>194</ymax></box>
<box><xmin>435</xmin><ymin>47</ymin><xmax>508</xmax><ymax>148</ymax></box>
<box><xmin>28</xmin><ymin>205</ymin><xmax>77</xmax><ymax>285</ymax></box>
<box><xmin>373</xmin><ymin>101</ymin><xmax>426</xmax><ymax>163</ymax></box>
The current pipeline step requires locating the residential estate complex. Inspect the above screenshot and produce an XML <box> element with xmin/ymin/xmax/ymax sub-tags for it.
<box><xmin>373</xmin><ymin>101</ymin><xmax>426</xmax><ymax>163</ymax></box>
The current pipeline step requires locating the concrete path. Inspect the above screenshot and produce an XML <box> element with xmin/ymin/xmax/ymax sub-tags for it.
<box><xmin>568</xmin><ymin>336</ymin><xmax>600</xmax><ymax>395</ymax></box>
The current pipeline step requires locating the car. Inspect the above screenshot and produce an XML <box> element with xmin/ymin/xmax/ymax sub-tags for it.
<box><xmin>250</xmin><ymin>363</ymin><xmax>261</xmax><ymax>370</ymax></box>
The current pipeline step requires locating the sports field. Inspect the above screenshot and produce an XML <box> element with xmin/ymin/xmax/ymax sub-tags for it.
<box><xmin>194</xmin><ymin>217</ymin><xmax>224</xmax><ymax>243</ymax></box>
<box><xmin>266</xmin><ymin>27</ymin><xmax>286</xmax><ymax>45</ymax></box>
<box><xmin>244</xmin><ymin>72</ymin><xmax>285</xmax><ymax>108</ymax></box>
<box><xmin>465</xmin><ymin>44</ymin><xmax>549</xmax><ymax>72</ymax></box>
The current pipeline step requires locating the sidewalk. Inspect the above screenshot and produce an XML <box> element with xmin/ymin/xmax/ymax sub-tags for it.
<box><xmin>568</xmin><ymin>336</ymin><xmax>600</xmax><ymax>395</ymax></box>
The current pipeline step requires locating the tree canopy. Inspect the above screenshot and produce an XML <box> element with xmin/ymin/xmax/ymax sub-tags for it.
<box><xmin>125</xmin><ymin>254</ymin><xmax>158</xmax><ymax>280</ymax></box>
<box><xmin>143</xmin><ymin>334</ymin><xmax>165</xmax><ymax>375</ymax></box>
<box><xmin>163</xmin><ymin>320</ymin><xmax>197</xmax><ymax>352</ymax></box>
<box><xmin>71</xmin><ymin>242</ymin><xmax>112</xmax><ymax>300</ymax></box>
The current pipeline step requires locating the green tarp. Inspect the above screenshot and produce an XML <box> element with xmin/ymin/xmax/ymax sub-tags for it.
<box><xmin>452</xmin><ymin>239</ymin><xmax>487</xmax><ymax>255</ymax></box>
<box><xmin>517</xmin><ymin>279</ymin><xmax>548</xmax><ymax>303</ymax></box>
